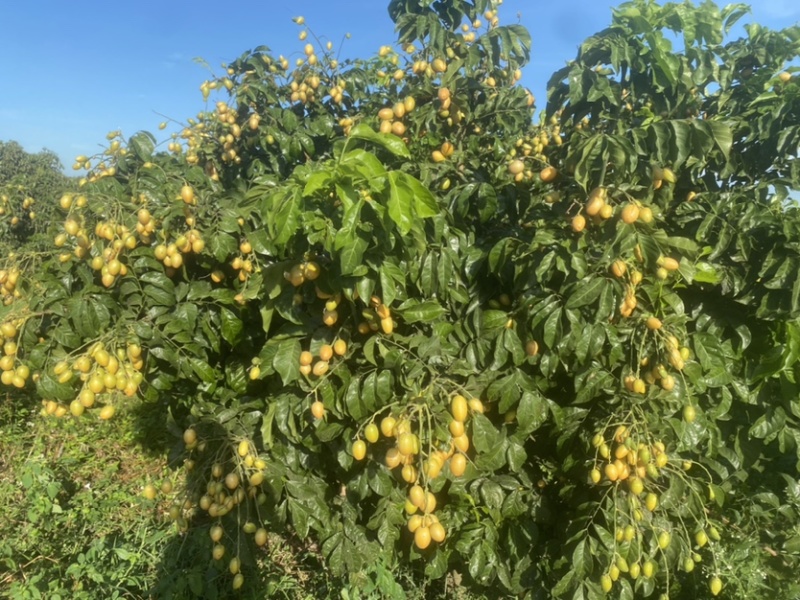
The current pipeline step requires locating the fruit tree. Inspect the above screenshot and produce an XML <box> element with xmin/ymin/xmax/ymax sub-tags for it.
<box><xmin>2</xmin><ymin>0</ymin><xmax>800</xmax><ymax>597</ymax></box>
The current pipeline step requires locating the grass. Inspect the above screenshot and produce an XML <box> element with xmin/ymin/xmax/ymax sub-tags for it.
<box><xmin>0</xmin><ymin>393</ymin><xmax>490</xmax><ymax>599</ymax></box>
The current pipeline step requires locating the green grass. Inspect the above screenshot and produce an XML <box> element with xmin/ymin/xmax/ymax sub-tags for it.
<box><xmin>0</xmin><ymin>394</ymin><xmax>492</xmax><ymax>599</ymax></box>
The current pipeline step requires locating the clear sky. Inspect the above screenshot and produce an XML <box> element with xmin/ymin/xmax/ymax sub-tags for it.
<box><xmin>1</xmin><ymin>1</ymin><xmax>798</xmax><ymax>172</ymax></box>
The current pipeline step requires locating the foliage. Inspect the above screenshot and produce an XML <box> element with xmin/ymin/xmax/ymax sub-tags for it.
<box><xmin>0</xmin><ymin>140</ymin><xmax>73</xmax><ymax>248</ymax></box>
<box><xmin>1</xmin><ymin>0</ymin><xmax>800</xmax><ymax>598</ymax></box>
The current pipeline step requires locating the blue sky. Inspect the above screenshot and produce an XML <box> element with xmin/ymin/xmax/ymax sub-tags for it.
<box><xmin>1</xmin><ymin>1</ymin><xmax>798</xmax><ymax>172</ymax></box>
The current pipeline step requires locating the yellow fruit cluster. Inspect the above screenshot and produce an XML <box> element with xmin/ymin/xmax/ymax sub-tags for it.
<box><xmin>284</xmin><ymin>260</ymin><xmax>321</xmax><ymax>287</ymax></box>
<box><xmin>377</xmin><ymin>96</ymin><xmax>416</xmax><ymax>137</ymax></box>
<box><xmin>178</xmin><ymin>429</ymin><xmax>271</xmax><ymax>591</ymax></box>
<box><xmin>357</xmin><ymin>295</ymin><xmax>394</xmax><ymax>335</ymax></box>
<box><xmin>590</xmin><ymin>426</ymin><xmax>669</xmax><ymax>488</ymax></box>
<box><xmin>302</xmin><ymin>338</ymin><xmax>347</xmax><ymax>386</ymax></box>
<box><xmin>0</xmin><ymin>267</ymin><xmax>22</xmax><ymax>305</ymax></box>
<box><xmin>41</xmin><ymin>341</ymin><xmax>144</xmax><ymax>420</ymax></box>
<box><xmin>0</xmin><ymin>318</ymin><xmax>28</xmax><ymax>389</ymax></box>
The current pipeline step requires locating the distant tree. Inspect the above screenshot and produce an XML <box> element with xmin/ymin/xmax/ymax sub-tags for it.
<box><xmin>0</xmin><ymin>140</ymin><xmax>73</xmax><ymax>246</ymax></box>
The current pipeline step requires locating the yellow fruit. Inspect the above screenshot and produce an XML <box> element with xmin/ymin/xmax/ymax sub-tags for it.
<box><xmin>143</xmin><ymin>484</ymin><xmax>158</xmax><ymax>500</ymax></box>
<box><xmin>600</xmin><ymin>574</ymin><xmax>612</xmax><ymax>592</ymax></box>
<box><xmin>414</xmin><ymin>526</ymin><xmax>432</xmax><ymax>549</ymax></box>
<box><xmin>645</xmin><ymin>492</ymin><xmax>658</xmax><ymax>511</ymax></box>
<box><xmin>225</xmin><ymin>472</ymin><xmax>240</xmax><ymax>490</ymax></box>
<box><xmin>450</xmin><ymin>453</ymin><xmax>467</xmax><ymax>477</ymax></box>
<box><xmin>621</xmin><ymin>203</ymin><xmax>640</xmax><ymax>224</ymax></box>
<box><xmin>571</xmin><ymin>214</ymin><xmax>586</xmax><ymax>233</ymax></box>
<box><xmin>385</xmin><ymin>448</ymin><xmax>402</xmax><ymax>469</ymax></box>
<box><xmin>453</xmin><ymin>434</ymin><xmax>470</xmax><ymax>453</ymax></box>
<box><xmin>319</xmin><ymin>344</ymin><xmax>334</xmax><ymax>362</ymax></box>
<box><xmin>380</xmin><ymin>316</ymin><xmax>393</xmax><ymax>334</ymax></box>
<box><xmin>451</xmin><ymin>394</ymin><xmax>468</xmax><ymax>422</ymax></box>
<box><xmin>407</xmin><ymin>515</ymin><xmax>423</xmax><ymax>533</ymax></box>
<box><xmin>590</xmin><ymin>468</ymin><xmax>601</xmax><ymax>484</ymax></box>
<box><xmin>99</xmin><ymin>405</ymin><xmax>115</xmax><ymax>420</ymax></box>
<box><xmin>299</xmin><ymin>351</ymin><xmax>313</xmax><ymax>366</ymax></box>
<box><xmin>646</xmin><ymin>317</ymin><xmax>662</xmax><ymax>330</ymax></box>
<box><xmin>539</xmin><ymin>166</ymin><xmax>557</xmax><ymax>182</ymax></box>
<box><xmin>312</xmin><ymin>360</ymin><xmax>329</xmax><ymax>377</ymax></box>
<box><xmin>364</xmin><ymin>423</ymin><xmax>379</xmax><ymax>443</ymax></box>
<box><xmin>604</xmin><ymin>261</ymin><xmax>626</xmax><ymax>283</ymax></box>
<box><xmin>333</xmin><ymin>339</ymin><xmax>347</xmax><ymax>356</ymax></box>
<box><xmin>232</xmin><ymin>573</ymin><xmax>244</xmax><ymax>590</ymax></box>
<box><xmin>586</xmin><ymin>195</ymin><xmax>605</xmax><ymax>216</ymax></box>
<box><xmin>311</xmin><ymin>400</ymin><xmax>325</xmax><ymax>419</ymax></box>
<box><xmin>448</xmin><ymin>419</ymin><xmax>465</xmax><ymax>437</ymax></box>
<box><xmin>381</xmin><ymin>416</ymin><xmax>397</xmax><ymax>437</ymax></box>
<box><xmin>428</xmin><ymin>522</ymin><xmax>445</xmax><ymax>543</ymax></box>
<box><xmin>398</xmin><ymin>432</ymin><xmax>418</xmax><ymax>456</ymax></box>
<box><xmin>253</xmin><ymin>527</ymin><xmax>268</xmax><ymax>546</ymax></box>
<box><xmin>710</xmin><ymin>576</ymin><xmax>722</xmax><ymax>596</ymax></box>
<box><xmin>508</xmin><ymin>159</ymin><xmax>525</xmax><ymax>175</ymax></box>
<box><xmin>352</xmin><ymin>440</ymin><xmax>367</xmax><ymax>461</ymax></box>
<box><xmin>696</xmin><ymin>529</ymin><xmax>709</xmax><ymax>547</ymax></box>
<box><xmin>604</xmin><ymin>463</ymin><xmax>619</xmax><ymax>482</ymax></box>
<box><xmin>660</xmin><ymin>256</ymin><xmax>680</xmax><ymax>271</ymax></box>
<box><xmin>180</xmin><ymin>185</ymin><xmax>195</xmax><ymax>204</ymax></box>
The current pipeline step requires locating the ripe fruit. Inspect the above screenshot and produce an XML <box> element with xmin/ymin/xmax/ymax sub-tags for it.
<box><xmin>621</xmin><ymin>203</ymin><xmax>640</xmax><ymax>224</ymax></box>
<box><xmin>180</xmin><ymin>185</ymin><xmax>195</xmax><ymax>204</ymax></box>
<box><xmin>451</xmin><ymin>394</ymin><xmax>468</xmax><ymax>422</ymax></box>
<box><xmin>508</xmin><ymin>159</ymin><xmax>525</xmax><ymax>175</ymax></box>
<box><xmin>254</xmin><ymin>527</ymin><xmax>268</xmax><ymax>546</ymax></box>
<box><xmin>364</xmin><ymin>423</ymin><xmax>379</xmax><ymax>443</ymax></box>
<box><xmin>143</xmin><ymin>484</ymin><xmax>157</xmax><ymax>500</ymax></box>
<box><xmin>525</xmin><ymin>340</ymin><xmax>539</xmax><ymax>356</ymax></box>
<box><xmin>312</xmin><ymin>360</ymin><xmax>329</xmax><ymax>377</ymax></box>
<box><xmin>658</xmin><ymin>531</ymin><xmax>671</xmax><ymax>549</ymax></box>
<box><xmin>646</xmin><ymin>317</ymin><xmax>662</xmax><ymax>330</ymax></box>
<box><xmin>380</xmin><ymin>416</ymin><xmax>397</xmax><ymax>437</ymax></box>
<box><xmin>604</xmin><ymin>463</ymin><xmax>619</xmax><ymax>482</ymax></box>
<box><xmin>710</xmin><ymin>576</ymin><xmax>722</xmax><ymax>596</ymax></box>
<box><xmin>398</xmin><ymin>432</ymin><xmax>418</xmax><ymax>456</ymax></box>
<box><xmin>333</xmin><ymin>339</ymin><xmax>347</xmax><ymax>356</ymax></box>
<box><xmin>99</xmin><ymin>405</ymin><xmax>116</xmax><ymax>420</ymax></box>
<box><xmin>414</xmin><ymin>526</ymin><xmax>431</xmax><ymax>549</ymax></box>
<box><xmin>586</xmin><ymin>195</ymin><xmax>605</xmax><ymax>216</ymax></box>
<box><xmin>352</xmin><ymin>440</ymin><xmax>367</xmax><ymax>460</ymax></box>
<box><xmin>225</xmin><ymin>472</ymin><xmax>240</xmax><ymax>490</ymax></box>
<box><xmin>310</xmin><ymin>400</ymin><xmax>325</xmax><ymax>419</ymax></box>
<box><xmin>571</xmin><ymin>214</ymin><xmax>586</xmax><ymax>233</ymax></box>
<box><xmin>539</xmin><ymin>166</ymin><xmax>557</xmax><ymax>182</ymax></box>
<box><xmin>695</xmin><ymin>529</ymin><xmax>709</xmax><ymax>547</ymax></box>
<box><xmin>429</xmin><ymin>522</ymin><xmax>445</xmax><ymax>542</ymax></box>
<box><xmin>450</xmin><ymin>453</ymin><xmax>467</xmax><ymax>477</ymax></box>
<box><xmin>319</xmin><ymin>344</ymin><xmax>333</xmax><ymax>361</ymax></box>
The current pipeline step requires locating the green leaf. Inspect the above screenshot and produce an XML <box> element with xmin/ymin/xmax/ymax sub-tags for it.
<box><xmin>220</xmin><ymin>307</ymin><xmax>243</xmax><ymax>345</ymax></box>
<box><xmin>565</xmin><ymin>277</ymin><xmax>606</xmax><ymax>309</ymax></box>
<box><xmin>386</xmin><ymin>171</ymin><xmax>415</xmax><ymax>234</ymax></box>
<box><xmin>398</xmin><ymin>300</ymin><xmax>445</xmax><ymax>323</ymax></box>
<box><xmin>347</xmin><ymin>123</ymin><xmax>411</xmax><ymax>158</ymax></box>
<box><xmin>272</xmin><ymin>339</ymin><xmax>301</xmax><ymax>385</ymax></box>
